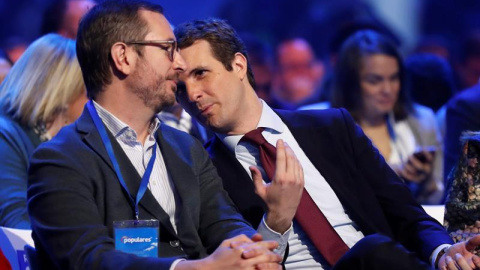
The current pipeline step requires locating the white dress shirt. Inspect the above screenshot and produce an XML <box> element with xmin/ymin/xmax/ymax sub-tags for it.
<box><xmin>93</xmin><ymin>101</ymin><xmax>180</xmax><ymax>232</ymax></box>
<box><xmin>218</xmin><ymin>100</ymin><xmax>365</xmax><ymax>269</ymax></box>
<box><xmin>93</xmin><ymin>101</ymin><xmax>288</xmax><ymax>268</ymax></box>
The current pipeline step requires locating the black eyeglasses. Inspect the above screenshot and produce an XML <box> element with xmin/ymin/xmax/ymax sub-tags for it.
<box><xmin>126</xmin><ymin>40</ymin><xmax>178</xmax><ymax>62</ymax></box>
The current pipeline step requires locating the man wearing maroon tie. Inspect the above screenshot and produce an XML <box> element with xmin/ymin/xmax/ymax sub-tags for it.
<box><xmin>174</xmin><ymin>18</ymin><xmax>480</xmax><ymax>269</ymax></box>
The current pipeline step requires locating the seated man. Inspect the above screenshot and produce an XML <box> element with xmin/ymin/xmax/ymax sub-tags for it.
<box><xmin>27</xmin><ymin>1</ymin><xmax>284</xmax><ymax>269</ymax></box>
<box><xmin>174</xmin><ymin>18</ymin><xmax>480</xmax><ymax>269</ymax></box>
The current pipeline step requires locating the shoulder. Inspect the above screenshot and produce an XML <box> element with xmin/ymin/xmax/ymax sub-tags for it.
<box><xmin>32</xmin><ymin>123</ymin><xmax>82</xmax><ymax>161</ymax></box>
<box><xmin>0</xmin><ymin>113</ymin><xmax>34</xmax><ymax>146</ymax></box>
<box><xmin>447</xmin><ymin>84</ymin><xmax>480</xmax><ymax>109</ymax></box>
<box><xmin>407</xmin><ymin>103</ymin><xmax>438</xmax><ymax>131</ymax></box>
<box><xmin>297</xmin><ymin>101</ymin><xmax>331</xmax><ymax>110</ymax></box>
<box><xmin>276</xmin><ymin>107</ymin><xmax>355</xmax><ymax>129</ymax></box>
<box><xmin>0</xmin><ymin>113</ymin><xmax>21</xmax><ymax>135</ymax></box>
<box><xmin>411</xmin><ymin>103</ymin><xmax>436</xmax><ymax>120</ymax></box>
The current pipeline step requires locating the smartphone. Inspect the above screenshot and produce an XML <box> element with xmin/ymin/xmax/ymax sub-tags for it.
<box><xmin>413</xmin><ymin>146</ymin><xmax>436</xmax><ymax>163</ymax></box>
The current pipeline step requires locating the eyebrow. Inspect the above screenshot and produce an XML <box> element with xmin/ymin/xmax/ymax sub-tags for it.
<box><xmin>188</xmin><ymin>66</ymin><xmax>208</xmax><ymax>77</ymax></box>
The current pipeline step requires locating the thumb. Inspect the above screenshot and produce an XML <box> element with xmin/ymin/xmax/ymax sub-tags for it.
<box><xmin>466</xmin><ymin>235</ymin><xmax>480</xmax><ymax>251</ymax></box>
<box><xmin>250</xmin><ymin>166</ymin><xmax>267</xmax><ymax>200</ymax></box>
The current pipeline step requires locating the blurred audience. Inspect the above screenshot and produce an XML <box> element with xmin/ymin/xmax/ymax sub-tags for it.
<box><xmin>270</xmin><ymin>38</ymin><xmax>324</xmax><ymax>109</ymax></box>
<box><xmin>413</xmin><ymin>35</ymin><xmax>452</xmax><ymax>62</ymax></box>
<box><xmin>41</xmin><ymin>0</ymin><xmax>96</xmax><ymax>39</ymax></box>
<box><xmin>455</xmin><ymin>31</ymin><xmax>480</xmax><ymax>90</ymax></box>
<box><xmin>0</xmin><ymin>50</ymin><xmax>11</xmax><ymax>84</ymax></box>
<box><xmin>321</xmin><ymin>20</ymin><xmax>401</xmax><ymax>109</ymax></box>
<box><xmin>0</xmin><ymin>34</ymin><xmax>87</xmax><ymax>228</ymax></box>
<box><xmin>1</xmin><ymin>37</ymin><xmax>28</xmax><ymax>64</ymax></box>
<box><xmin>301</xmin><ymin>30</ymin><xmax>444</xmax><ymax>204</ymax></box>
<box><xmin>405</xmin><ymin>53</ymin><xmax>456</xmax><ymax>112</ymax></box>
<box><xmin>444</xmin><ymin>83</ymin><xmax>480</xmax><ymax>200</ymax></box>
<box><xmin>404</xmin><ymin>53</ymin><xmax>457</xmax><ymax>144</ymax></box>
<box><xmin>241</xmin><ymin>33</ymin><xmax>274</xmax><ymax>105</ymax></box>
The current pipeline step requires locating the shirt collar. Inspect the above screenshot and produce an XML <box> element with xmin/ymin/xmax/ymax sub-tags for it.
<box><xmin>92</xmin><ymin>100</ymin><xmax>160</xmax><ymax>143</ymax></box>
<box><xmin>218</xmin><ymin>99</ymin><xmax>284</xmax><ymax>153</ymax></box>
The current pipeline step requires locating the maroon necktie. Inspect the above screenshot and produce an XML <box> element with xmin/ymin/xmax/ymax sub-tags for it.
<box><xmin>242</xmin><ymin>127</ymin><xmax>349</xmax><ymax>266</ymax></box>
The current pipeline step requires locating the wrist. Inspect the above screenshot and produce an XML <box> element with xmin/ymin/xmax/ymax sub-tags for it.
<box><xmin>434</xmin><ymin>246</ymin><xmax>449</xmax><ymax>268</ymax></box>
<box><xmin>175</xmin><ymin>259</ymin><xmax>204</xmax><ymax>270</ymax></box>
<box><xmin>265</xmin><ymin>211</ymin><xmax>292</xmax><ymax>234</ymax></box>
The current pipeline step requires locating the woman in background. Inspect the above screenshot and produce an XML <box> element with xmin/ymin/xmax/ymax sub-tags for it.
<box><xmin>301</xmin><ymin>30</ymin><xmax>444</xmax><ymax>204</ymax></box>
<box><xmin>0</xmin><ymin>34</ymin><xmax>87</xmax><ymax>228</ymax></box>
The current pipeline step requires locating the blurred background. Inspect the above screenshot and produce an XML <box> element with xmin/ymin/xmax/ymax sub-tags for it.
<box><xmin>1</xmin><ymin>0</ymin><xmax>480</xmax><ymax>90</ymax></box>
<box><xmin>0</xmin><ymin>0</ymin><xmax>480</xmax><ymax>101</ymax></box>
<box><xmin>1</xmin><ymin>0</ymin><xmax>480</xmax><ymax>57</ymax></box>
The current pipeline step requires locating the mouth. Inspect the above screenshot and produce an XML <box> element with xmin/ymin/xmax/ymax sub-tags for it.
<box><xmin>378</xmin><ymin>99</ymin><xmax>395</xmax><ymax>106</ymax></box>
<box><xmin>166</xmin><ymin>73</ymin><xmax>179</xmax><ymax>83</ymax></box>
<box><xmin>198</xmin><ymin>103</ymin><xmax>213</xmax><ymax>117</ymax></box>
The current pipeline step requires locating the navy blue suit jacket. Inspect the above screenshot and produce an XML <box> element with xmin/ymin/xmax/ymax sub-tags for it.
<box><xmin>27</xmin><ymin>107</ymin><xmax>255</xmax><ymax>270</ymax></box>
<box><xmin>445</xmin><ymin>84</ymin><xmax>480</xmax><ymax>187</ymax></box>
<box><xmin>206</xmin><ymin>108</ymin><xmax>453</xmax><ymax>263</ymax></box>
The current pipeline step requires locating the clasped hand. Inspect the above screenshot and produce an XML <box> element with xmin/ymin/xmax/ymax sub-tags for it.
<box><xmin>438</xmin><ymin>235</ymin><xmax>480</xmax><ymax>270</ymax></box>
<box><xmin>176</xmin><ymin>234</ymin><xmax>281</xmax><ymax>270</ymax></box>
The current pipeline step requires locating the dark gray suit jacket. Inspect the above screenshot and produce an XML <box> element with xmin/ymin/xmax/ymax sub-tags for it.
<box><xmin>27</xmin><ymin>107</ymin><xmax>255</xmax><ymax>270</ymax></box>
<box><xmin>206</xmin><ymin>108</ymin><xmax>453</xmax><ymax>264</ymax></box>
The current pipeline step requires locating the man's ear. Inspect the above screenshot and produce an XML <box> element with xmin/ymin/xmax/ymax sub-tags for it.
<box><xmin>111</xmin><ymin>42</ymin><xmax>134</xmax><ymax>75</ymax></box>
<box><xmin>232</xmin><ymin>52</ymin><xmax>248</xmax><ymax>81</ymax></box>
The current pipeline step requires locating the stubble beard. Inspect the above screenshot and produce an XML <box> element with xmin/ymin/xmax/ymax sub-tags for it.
<box><xmin>130</xmin><ymin>61</ymin><xmax>176</xmax><ymax>113</ymax></box>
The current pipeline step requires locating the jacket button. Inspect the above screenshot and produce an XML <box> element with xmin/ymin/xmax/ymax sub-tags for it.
<box><xmin>170</xmin><ymin>240</ymin><xmax>180</xmax><ymax>247</ymax></box>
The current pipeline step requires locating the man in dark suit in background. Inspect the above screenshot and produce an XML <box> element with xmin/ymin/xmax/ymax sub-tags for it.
<box><xmin>27</xmin><ymin>1</ymin><xmax>284</xmax><ymax>269</ymax></box>
<box><xmin>444</xmin><ymin>83</ymin><xmax>480</xmax><ymax>190</ymax></box>
<box><xmin>174</xmin><ymin>18</ymin><xmax>480</xmax><ymax>269</ymax></box>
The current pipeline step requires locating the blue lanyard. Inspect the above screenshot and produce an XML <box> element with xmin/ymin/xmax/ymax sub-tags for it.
<box><xmin>87</xmin><ymin>100</ymin><xmax>156</xmax><ymax>220</ymax></box>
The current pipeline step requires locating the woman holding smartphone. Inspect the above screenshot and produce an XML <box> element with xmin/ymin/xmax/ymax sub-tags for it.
<box><xmin>301</xmin><ymin>30</ymin><xmax>444</xmax><ymax>204</ymax></box>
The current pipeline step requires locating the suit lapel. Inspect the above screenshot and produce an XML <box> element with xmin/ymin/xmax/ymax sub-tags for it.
<box><xmin>76</xmin><ymin>108</ymin><xmax>176</xmax><ymax>236</ymax></box>
<box><xmin>155</xmin><ymin>125</ymin><xmax>204</xmax><ymax>255</ymax></box>
<box><xmin>208</xmin><ymin>136</ymin><xmax>267</xmax><ymax>228</ymax></box>
<box><xmin>276</xmin><ymin>110</ymin><xmax>375</xmax><ymax>234</ymax></box>
<box><xmin>77</xmin><ymin>109</ymin><xmax>115</xmax><ymax>173</ymax></box>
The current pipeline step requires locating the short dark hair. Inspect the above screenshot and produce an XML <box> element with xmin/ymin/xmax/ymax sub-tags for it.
<box><xmin>331</xmin><ymin>30</ymin><xmax>411</xmax><ymax>121</ymax></box>
<box><xmin>175</xmin><ymin>18</ymin><xmax>256</xmax><ymax>89</ymax></box>
<box><xmin>406</xmin><ymin>53</ymin><xmax>456</xmax><ymax>111</ymax></box>
<box><xmin>76</xmin><ymin>0</ymin><xmax>164</xmax><ymax>99</ymax></box>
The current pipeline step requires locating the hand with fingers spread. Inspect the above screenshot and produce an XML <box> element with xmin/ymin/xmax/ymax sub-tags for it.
<box><xmin>175</xmin><ymin>234</ymin><xmax>282</xmax><ymax>270</ymax></box>
<box><xmin>250</xmin><ymin>139</ymin><xmax>304</xmax><ymax>234</ymax></box>
<box><xmin>438</xmin><ymin>235</ymin><xmax>480</xmax><ymax>269</ymax></box>
<box><xmin>396</xmin><ymin>150</ymin><xmax>434</xmax><ymax>183</ymax></box>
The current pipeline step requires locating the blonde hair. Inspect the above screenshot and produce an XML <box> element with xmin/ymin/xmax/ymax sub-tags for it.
<box><xmin>0</xmin><ymin>34</ymin><xmax>85</xmax><ymax>127</ymax></box>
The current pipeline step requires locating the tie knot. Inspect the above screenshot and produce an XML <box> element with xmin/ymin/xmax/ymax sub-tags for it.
<box><xmin>242</xmin><ymin>127</ymin><xmax>267</xmax><ymax>146</ymax></box>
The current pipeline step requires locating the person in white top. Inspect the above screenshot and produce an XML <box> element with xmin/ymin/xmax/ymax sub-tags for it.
<box><xmin>301</xmin><ymin>30</ymin><xmax>444</xmax><ymax>204</ymax></box>
<box><xmin>175</xmin><ymin>18</ymin><xmax>480</xmax><ymax>270</ymax></box>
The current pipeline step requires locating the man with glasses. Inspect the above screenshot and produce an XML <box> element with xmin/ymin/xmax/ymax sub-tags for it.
<box><xmin>27</xmin><ymin>1</ymin><xmax>284</xmax><ymax>269</ymax></box>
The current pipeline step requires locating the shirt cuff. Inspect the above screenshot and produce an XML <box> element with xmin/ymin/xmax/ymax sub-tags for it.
<box><xmin>256</xmin><ymin>215</ymin><xmax>291</xmax><ymax>256</ymax></box>
<box><xmin>430</xmin><ymin>244</ymin><xmax>451</xmax><ymax>268</ymax></box>
<box><xmin>170</xmin><ymin>258</ymin><xmax>186</xmax><ymax>270</ymax></box>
